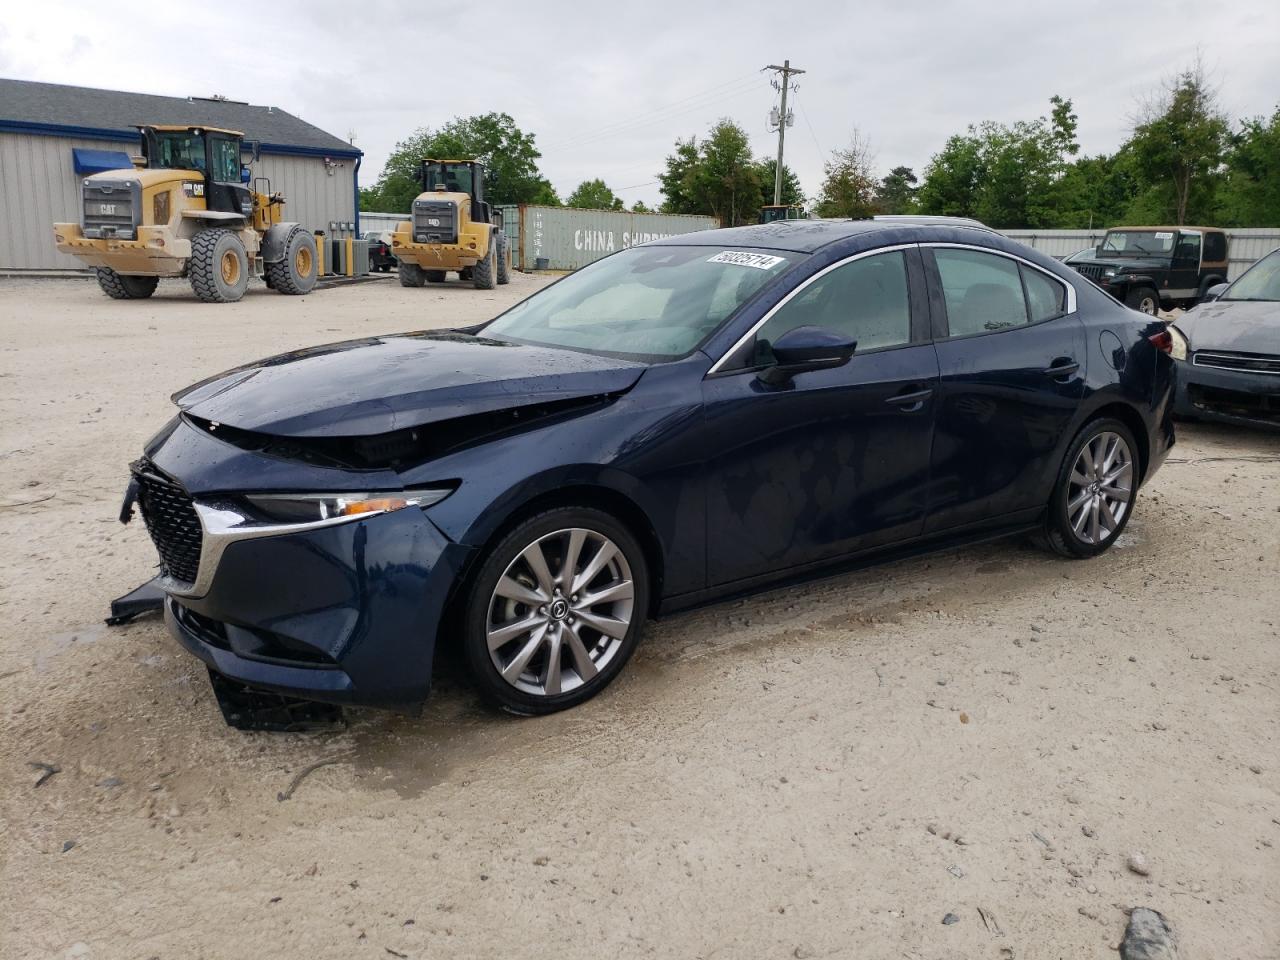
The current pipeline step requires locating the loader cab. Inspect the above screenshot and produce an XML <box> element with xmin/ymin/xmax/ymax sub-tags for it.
<box><xmin>138</xmin><ymin>125</ymin><xmax>255</xmax><ymax>220</ymax></box>
<box><xmin>419</xmin><ymin>159</ymin><xmax>494</xmax><ymax>225</ymax></box>
<box><xmin>759</xmin><ymin>204</ymin><xmax>803</xmax><ymax>224</ymax></box>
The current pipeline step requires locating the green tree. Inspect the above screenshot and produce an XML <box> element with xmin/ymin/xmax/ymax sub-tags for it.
<box><xmin>874</xmin><ymin>166</ymin><xmax>918</xmax><ymax>214</ymax></box>
<box><xmin>1126</xmin><ymin>63</ymin><xmax>1229</xmax><ymax>224</ymax></box>
<box><xmin>631</xmin><ymin>200</ymin><xmax>652</xmax><ymax>213</ymax></box>
<box><xmin>814</xmin><ymin>134</ymin><xmax>878</xmax><ymax>218</ymax></box>
<box><xmin>565</xmin><ymin>178</ymin><xmax>624</xmax><ymax>210</ymax></box>
<box><xmin>658</xmin><ymin>137</ymin><xmax>702</xmax><ymax>215</ymax></box>
<box><xmin>916</xmin><ymin>96</ymin><xmax>1080</xmax><ymax>228</ymax></box>
<box><xmin>916</xmin><ymin>133</ymin><xmax>983</xmax><ymax>218</ymax></box>
<box><xmin>1053</xmin><ymin>151</ymin><xmax>1140</xmax><ymax>229</ymax></box>
<box><xmin>657</xmin><ymin>121</ymin><xmax>764</xmax><ymax>226</ymax></box>
<box><xmin>1217</xmin><ymin>108</ymin><xmax>1280</xmax><ymax>226</ymax></box>
<box><xmin>755</xmin><ymin>158</ymin><xmax>805</xmax><ymax>209</ymax></box>
<box><xmin>361</xmin><ymin>113</ymin><xmax>554</xmax><ymax>213</ymax></box>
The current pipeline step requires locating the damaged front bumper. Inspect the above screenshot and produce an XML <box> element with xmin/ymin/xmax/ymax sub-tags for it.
<box><xmin>1174</xmin><ymin>359</ymin><xmax>1280</xmax><ymax>430</ymax></box>
<box><xmin>122</xmin><ymin>415</ymin><xmax>474</xmax><ymax>712</ymax></box>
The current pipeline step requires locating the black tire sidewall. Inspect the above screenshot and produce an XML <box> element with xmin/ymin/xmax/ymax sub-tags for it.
<box><xmin>1047</xmin><ymin>417</ymin><xmax>1138</xmax><ymax>557</ymax></box>
<box><xmin>462</xmin><ymin>507</ymin><xmax>649</xmax><ymax>715</ymax></box>
<box><xmin>1125</xmin><ymin>288</ymin><xmax>1158</xmax><ymax>315</ymax></box>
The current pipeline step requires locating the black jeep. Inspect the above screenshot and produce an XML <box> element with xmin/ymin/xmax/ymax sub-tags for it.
<box><xmin>1070</xmin><ymin>226</ymin><xmax>1230</xmax><ymax>314</ymax></box>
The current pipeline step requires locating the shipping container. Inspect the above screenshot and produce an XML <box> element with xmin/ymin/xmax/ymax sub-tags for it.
<box><xmin>497</xmin><ymin>205</ymin><xmax>719</xmax><ymax>271</ymax></box>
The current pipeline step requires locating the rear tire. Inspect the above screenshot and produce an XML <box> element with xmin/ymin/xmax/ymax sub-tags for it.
<box><xmin>1035</xmin><ymin>417</ymin><xmax>1138</xmax><ymax>559</ymax></box>
<box><xmin>426</xmin><ymin>270</ymin><xmax>446</xmax><ymax>283</ymax></box>
<box><xmin>95</xmin><ymin>268</ymin><xmax>157</xmax><ymax>300</ymax></box>
<box><xmin>189</xmin><ymin>228</ymin><xmax>249</xmax><ymax>303</ymax></box>
<box><xmin>462</xmin><ymin>507</ymin><xmax>649</xmax><ymax>716</ymax></box>
<box><xmin>264</xmin><ymin>226</ymin><xmax>318</xmax><ymax>295</ymax></box>
<box><xmin>398</xmin><ymin>260</ymin><xmax>426</xmax><ymax>287</ymax></box>
<box><xmin>1125</xmin><ymin>288</ymin><xmax>1159</xmax><ymax>315</ymax></box>
<box><xmin>496</xmin><ymin>234</ymin><xmax>511</xmax><ymax>285</ymax></box>
<box><xmin>472</xmin><ymin>239</ymin><xmax>496</xmax><ymax>290</ymax></box>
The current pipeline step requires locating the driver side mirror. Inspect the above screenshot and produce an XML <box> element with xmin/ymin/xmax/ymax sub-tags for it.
<box><xmin>240</xmin><ymin>166</ymin><xmax>251</xmax><ymax>185</ymax></box>
<box><xmin>1202</xmin><ymin>282</ymin><xmax>1229</xmax><ymax>303</ymax></box>
<box><xmin>757</xmin><ymin>325</ymin><xmax>857</xmax><ymax>386</ymax></box>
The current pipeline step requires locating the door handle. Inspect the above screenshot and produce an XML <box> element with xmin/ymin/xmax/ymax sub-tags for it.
<box><xmin>1042</xmin><ymin>358</ymin><xmax>1080</xmax><ymax>379</ymax></box>
<box><xmin>885</xmin><ymin>387</ymin><xmax>934</xmax><ymax>412</ymax></box>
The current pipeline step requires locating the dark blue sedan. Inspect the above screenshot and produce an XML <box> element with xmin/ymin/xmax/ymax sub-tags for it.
<box><xmin>126</xmin><ymin>219</ymin><xmax>1176</xmax><ymax>716</ymax></box>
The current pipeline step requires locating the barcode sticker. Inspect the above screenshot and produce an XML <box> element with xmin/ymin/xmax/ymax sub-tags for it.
<box><xmin>707</xmin><ymin>251</ymin><xmax>786</xmax><ymax>270</ymax></box>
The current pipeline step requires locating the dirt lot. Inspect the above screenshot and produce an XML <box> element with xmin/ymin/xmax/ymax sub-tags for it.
<box><xmin>1</xmin><ymin>274</ymin><xmax>1277</xmax><ymax>959</ymax></box>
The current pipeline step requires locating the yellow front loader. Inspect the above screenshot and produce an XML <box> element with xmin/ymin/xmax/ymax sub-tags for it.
<box><xmin>54</xmin><ymin>125</ymin><xmax>317</xmax><ymax>303</ymax></box>
<box><xmin>391</xmin><ymin>159</ymin><xmax>510</xmax><ymax>290</ymax></box>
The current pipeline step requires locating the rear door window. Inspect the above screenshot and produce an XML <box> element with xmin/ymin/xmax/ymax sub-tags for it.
<box><xmin>933</xmin><ymin>248</ymin><xmax>1030</xmax><ymax>336</ymax></box>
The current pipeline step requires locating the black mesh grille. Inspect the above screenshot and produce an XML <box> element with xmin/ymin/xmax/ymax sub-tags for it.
<box><xmin>1074</xmin><ymin>263</ymin><xmax>1106</xmax><ymax>280</ymax></box>
<box><xmin>413</xmin><ymin>200</ymin><xmax>457</xmax><ymax>243</ymax></box>
<box><xmin>132</xmin><ymin>462</ymin><xmax>202</xmax><ymax>584</ymax></box>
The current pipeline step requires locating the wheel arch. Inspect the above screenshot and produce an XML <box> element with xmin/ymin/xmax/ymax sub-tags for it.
<box><xmin>1078</xmin><ymin>400</ymin><xmax>1152</xmax><ymax>486</ymax></box>
<box><xmin>453</xmin><ymin>482</ymin><xmax>667</xmax><ymax>620</ymax></box>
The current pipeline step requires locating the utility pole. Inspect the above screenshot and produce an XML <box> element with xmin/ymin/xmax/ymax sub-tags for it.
<box><xmin>765</xmin><ymin>60</ymin><xmax>805</xmax><ymax>206</ymax></box>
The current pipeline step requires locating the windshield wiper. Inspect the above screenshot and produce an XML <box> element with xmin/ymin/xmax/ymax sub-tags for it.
<box><xmin>1222</xmin><ymin>296</ymin><xmax>1279</xmax><ymax>302</ymax></box>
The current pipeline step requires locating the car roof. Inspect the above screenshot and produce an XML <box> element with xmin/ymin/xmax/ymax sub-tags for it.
<box><xmin>1106</xmin><ymin>225</ymin><xmax>1223</xmax><ymax>233</ymax></box>
<box><xmin>647</xmin><ymin>218</ymin><xmax>1003</xmax><ymax>255</ymax></box>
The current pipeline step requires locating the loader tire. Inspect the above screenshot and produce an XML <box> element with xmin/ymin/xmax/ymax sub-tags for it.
<box><xmin>399</xmin><ymin>260</ymin><xmax>426</xmax><ymax>287</ymax></box>
<box><xmin>264</xmin><ymin>226</ymin><xmax>318</xmax><ymax>295</ymax></box>
<box><xmin>95</xmin><ymin>268</ymin><xmax>158</xmax><ymax>300</ymax></box>
<box><xmin>189</xmin><ymin>229</ymin><xmax>249</xmax><ymax>303</ymax></box>
<box><xmin>496</xmin><ymin>234</ymin><xmax>511</xmax><ymax>285</ymax></box>
<box><xmin>472</xmin><ymin>239</ymin><xmax>496</xmax><ymax>290</ymax></box>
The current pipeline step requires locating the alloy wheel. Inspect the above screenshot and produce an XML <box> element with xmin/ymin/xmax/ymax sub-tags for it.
<box><xmin>1067</xmin><ymin>431</ymin><xmax>1132</xmax><ymax>545</ymax></box>
<box><xmin>486</xmin><ymin>528</ymin><xmax>635</xmax><ymax>697</ymax></box>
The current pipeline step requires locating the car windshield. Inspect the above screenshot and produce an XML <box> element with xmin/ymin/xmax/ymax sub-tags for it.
<box><xmin>1100</xmin><ymin>230</ymin><xmax>1176</xmax><ymax>258</ymax></box>
<box><xmin>483</xmin><ymin>246</ymin><xmax>799</xmax><ymax>360</ymax></box>
<box><xmin>1222</xmin><ymin>249</ymin><xmax>1280</xmax><ymax>302</ymax></box>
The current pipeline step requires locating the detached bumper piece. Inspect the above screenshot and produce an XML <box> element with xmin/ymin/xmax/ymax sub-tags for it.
<box><xmin>206</xmin><ymin>668</ymin><xmax>344</xmax><ymax>732</ymax></box>
<box><xmin>105</xmin><ymin>577</ymin><xmax>167</xmax><ymax>625</ymax></box>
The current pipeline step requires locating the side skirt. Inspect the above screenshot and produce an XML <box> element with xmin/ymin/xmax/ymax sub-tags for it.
<box><xmin>657</xmin><ymin>509</ymin><xmax>1044</xmax><ymax>616</ymax></box>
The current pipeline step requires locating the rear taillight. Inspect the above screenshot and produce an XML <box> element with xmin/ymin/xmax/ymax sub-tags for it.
<box><xmin>1148</xmin><ymin>330</ymin><xmax>1173</xmax><ymax>354</ymax></box>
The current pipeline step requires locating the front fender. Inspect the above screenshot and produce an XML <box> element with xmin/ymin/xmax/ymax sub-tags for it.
<box><xmin>261</xmin><ymin>221</ymin><xmax>302</xmax><ymax>262</ymax></box>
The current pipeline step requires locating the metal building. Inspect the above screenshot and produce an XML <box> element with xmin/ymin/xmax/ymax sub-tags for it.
<box><xmin>0</xmin><ymin>78</ymin><xmax>362</xmax><ymax>272</ymax></box>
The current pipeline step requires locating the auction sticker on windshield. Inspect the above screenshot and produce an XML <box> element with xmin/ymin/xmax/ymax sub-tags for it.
<box><xmin>707</xmin><ymin>251</ymin><xmax>787</xmax><ymax>270</ymax></box>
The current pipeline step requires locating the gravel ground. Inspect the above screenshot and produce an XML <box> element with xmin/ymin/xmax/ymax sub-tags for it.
<box><xmin>1</xmin><ymin>274</ymin><xmax>1277</xmax><ymax>959</ymax></box>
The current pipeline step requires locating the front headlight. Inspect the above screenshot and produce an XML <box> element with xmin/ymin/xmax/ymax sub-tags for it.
<box><xmin>1104</xmin><ymin>268</ymin><xmax>1118</xmax><ymax>278</ymax></box>
<box><xmin>243</xmin><ymin>488</ymin><xmax>453</xmax><ymax>524</ymax></box>
<box><xmin>1167</xmin><ymin>325</ymin><xmax>1189</xmax><ymax>361</ymax></box>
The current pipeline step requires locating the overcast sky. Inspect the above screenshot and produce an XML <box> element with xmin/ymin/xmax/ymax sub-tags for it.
<box><xmin>3</xmin><ymin>1</ymin><xmax>1278</xmax><ymax>208</ymax></box>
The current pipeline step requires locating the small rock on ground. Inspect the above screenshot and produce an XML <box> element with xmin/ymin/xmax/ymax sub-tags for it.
<box><xmin>1127</xmin><ymin>852</ymin><xmax>1151</xmax><ymax>876</ymax></box>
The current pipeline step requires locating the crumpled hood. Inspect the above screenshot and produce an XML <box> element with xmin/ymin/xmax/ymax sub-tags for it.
<box><xmin>1175</xmin><ymin>300</ymin><xmax>1280</xmax><ymax>354</ymax></box>
<box><xmin>174</xmin><ymin>331</ymin><xmax>645</xmax><ymax>438</ymax></box>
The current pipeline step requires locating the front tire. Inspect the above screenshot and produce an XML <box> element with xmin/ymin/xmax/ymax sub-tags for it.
<box><xmin>398</xmin><ymin>260</ymin><xmax>426</xmax><ymax>287</ymax></box>
<box><xmin>1125</xmin><ymin>288</ymin><xmax>1159</xmax><ymax>315</ymax></box>
<box><xmin>472</xmin><ymin>239</ymin><xmax>496</xmax><ymax>290</ymax></box>
<box><xmin>1037</xmin><ymin>418</ymin><xmax>1138</xmax><ymax>558</ymax></box>
<box><xmin>463</xmin><ymin>508</ymin><xmax>650</xmax><ymax>716</ymax></box>
<box><xmin>189</xmin><ymin>229</ymin><xmax>249</xmax><ymax>303</ymax></box>
<box><xmin>95</xmin><ymin>268</ymin><xmax>157</xmax><ymax>300</ymax></box>
<box><xmin>496</xmin><ymin>234</ymin><xmax>511</xmax><ymax>285</ymax></box>
<box><xmin>264</xmin><ymin>226</ymin><xmax>318</xmax><ymax>295</ymax></box>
